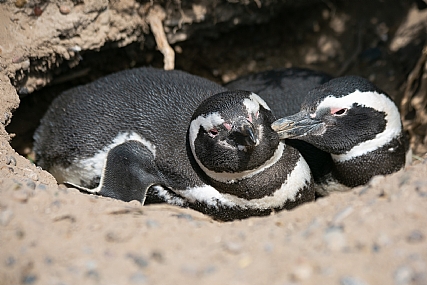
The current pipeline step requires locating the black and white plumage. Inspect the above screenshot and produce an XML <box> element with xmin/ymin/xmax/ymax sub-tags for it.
<box><xmin>225</xmin><ymin>68</ymin><xmax>333</xmax><ymax>116</ymax></box>
<box><xmin>226</xmin><ymin>68</ymin><xmax>335</xmax><ymax>192</ymax></box>
<box><xmin>34</xmin><ymin>67</ymin><xmax>314</xmax><ymax>221</ymax></box>
<box><xmin>272</xmin><ymin>75</ymin><xmax>409</xmax><ymax>193</ymax></box>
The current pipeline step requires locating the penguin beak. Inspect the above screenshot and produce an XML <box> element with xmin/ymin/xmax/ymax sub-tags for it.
<box><xmin>232</xmin><ymin>118</ymin><xmax>258</xmax><ymax>147</ymax></box>
<box><xmin>271</xmin><ymin>111</ymin><xmax>322</xmax><ymax>139</ymax></box>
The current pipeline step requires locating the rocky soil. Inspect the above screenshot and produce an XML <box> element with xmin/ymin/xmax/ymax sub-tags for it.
<box><xmin>1</xmin><ymin>0</ymin><xmax>427</xmax><ymax>284</ymax></box>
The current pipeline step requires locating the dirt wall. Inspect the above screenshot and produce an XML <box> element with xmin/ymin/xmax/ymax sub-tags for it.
<box><xmin>1</xmin><ymin>1</ymin><xmax>427</xmax><ymax>284</ymax></box>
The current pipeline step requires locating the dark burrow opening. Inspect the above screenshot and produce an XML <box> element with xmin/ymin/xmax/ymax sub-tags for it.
<box><xmin>6</xmin><ymin>0</ymin><xmax>427</xmax><ymax>162</ymax></box>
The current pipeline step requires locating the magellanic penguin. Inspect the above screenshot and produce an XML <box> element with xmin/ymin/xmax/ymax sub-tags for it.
<box><xmin>34</xmin><ymin>67</ymin><xmax>314</xmax><ymax>221</ymax></box>
<box><xmin>226</xmin><ymin>68</ymin><xmax>336</xmax><ymax>193</ymax></box>
<box><xmin>272</xmin><ymin>75</ymin><xmax>410</xmax><ymax>195</ymax></box>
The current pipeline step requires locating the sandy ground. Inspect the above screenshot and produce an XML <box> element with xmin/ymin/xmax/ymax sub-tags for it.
<box><xmin>1</xmin><ymin>0</ymin><xmax>427</xmax><ymax>284</ymax></box>
<box><xmin>1</xmin><ymin>151</ymin><xmax>427</xmax><ymax>284</ymax></box>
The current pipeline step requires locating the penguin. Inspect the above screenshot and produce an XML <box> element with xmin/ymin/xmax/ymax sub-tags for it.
<box><xmin>34</xmin><ymin>67</ymin><xmax>314</xmax><ymax>221</ymax></box>
<box><xmin>225</xmin><ymin>68</ymin><xmax>335</xmax><ymax>193</ymax></box>
<box><xmin>271</xmin><ymin>75</ymin><xmax>410</xmax><ymax>194</ymax></box>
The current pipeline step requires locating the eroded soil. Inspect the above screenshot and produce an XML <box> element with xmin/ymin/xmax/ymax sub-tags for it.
<box><xmin>1</xmin><ymin>1</ymin><xmax>427</xmax><ymax>284</ymax></box>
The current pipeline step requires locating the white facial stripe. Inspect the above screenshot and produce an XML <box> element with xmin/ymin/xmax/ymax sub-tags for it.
<box><xmin>317</xmin><ymin>90</ymin><xmax>402</xmax><ymax>162</ymax></box>
<box><xmin>243</xmin><ymin>96</ymin><xmax>259</xmax><ymax>115</ymax></box>
<box><xmin>243</xmin><ymin>93</ymin><xmax>271</xmax><ymax>116</ymax></box>
<box><xmin>198</xmin><ymin>141</ymin><xmax>285</xmax><ymax>183</ymax></box>
<box><xmin>189</xmin><ymin>112</ymin><xmax>224</xmax><ymax>153</ymax></box>
<box><xmin>51</xmin><ymin>132</ymin><xmax>155</xmax><ymax>186</ymax></box>
<box><xmin>250</xmin><ymin>93</ymin><xmax>271</xmax><ymax>111</ymax></box>
<box><xmin>177</xmin><ymin>155</ymin><xmax>311</xmax><ymax>209</ymax></box>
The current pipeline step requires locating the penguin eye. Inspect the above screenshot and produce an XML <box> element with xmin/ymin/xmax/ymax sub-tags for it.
<box><xmin>208</xmin><ymin>128</ymin><xmax>218</xmax><ymax>138</ymax></box>
<box><xmin>331</xmin><ymin>108</ymin><xmax>348</xmax><ymax>116</ymax></box>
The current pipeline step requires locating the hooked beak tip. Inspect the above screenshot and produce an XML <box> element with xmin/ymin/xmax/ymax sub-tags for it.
<box><xmin>233</xmin><ymin>118</ymin><xmax>258</xmax><ymax>147</ymax></box>
<box><xmin>243</xmin><ymin>125</ymin><xmax>257</xmax><ymax>146</ymax></box>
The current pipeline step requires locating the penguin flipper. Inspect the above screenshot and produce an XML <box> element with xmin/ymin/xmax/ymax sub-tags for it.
<box><xmin>88</xmin><ymin>140</ymin><xmax>165</xmax><ymax>204</ymax></box>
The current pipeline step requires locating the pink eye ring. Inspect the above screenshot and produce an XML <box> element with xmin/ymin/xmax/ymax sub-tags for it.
<box><xmin>208</xmin><ymin>129</ymin><xmax>218</xmax><ymax>137</ymax></box>
<box><xmin>331</xmin><ymin>108</ymin><xmax>348</xmax><ymax>116</ymax></box>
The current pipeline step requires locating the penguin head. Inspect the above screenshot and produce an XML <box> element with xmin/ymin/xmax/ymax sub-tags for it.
<box><xmin>272</xmin><ymin>76</ymin><xmax>402</xmax><ymax>158</ymax></box>
<box><xmin>189</xmin><ymin>91</ymin><xmax>280</xmax><ymax>176</ymax></box>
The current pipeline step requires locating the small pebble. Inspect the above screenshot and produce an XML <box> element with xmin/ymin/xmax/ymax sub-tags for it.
<box><xmin>3</xmin><ymin>112</ymin><xmax>10</xmax><ymax>123</ymax></box>
<box><xmin>151</xmin><ymin>251</ymin><xmax>164</xmax><ymax>263</ymax></box>
<box><xmin>5</xmin><ymin>256</ymin><xmax>16</xmax><ymax>267</ymax></box>
<box><xmin>6</xmin><ymin>156</ymin><xmax>16</xmax><ymax>166</ymax></box>
<box><xmin>22</xmin><ymin>274</ymin><xmax>37</xmax><ymax>284</ymax></box>
<box><xmin>375</xmin><ymin>233</ymin><xmax>392</xmax><ymax>248</ymax></box>
<box><xmin>44</xmin><ymin>256</ymin><xmax>53</xmax><ymax>265</ymax></box>
<box><xmin>85</xmin><ymin>260</ymin><xmax>97</xmax><ymax>269</ymax></box>
<box><xmin>13</xmin><ymin>190</ymin><xmax>29</xmax><ymax>203</ymax></box>
<box><xmin>129</xmin><ymin>272</ymin><xmax>147</xmax><ymax>284</ymax></box>
<box><xmin>12</xmin><ymin>56</ymin><xmax>24</xmax><ymax>63</ymax></box>
<box><xmin>22</xmin><ymin>59</ymin><xmax>30</xmax><ymax>69</ymax></box>
<box><xmin>26</xmin><ymin>180</ymin><xmax>36</xmax><ymax>190</ymax></box>
<box><xmin>173</xmin><ymin>213</ymin><xmax>194</xmax><ymax>221</ymax></box>
<box><xmin>204</xmin><ymin>266</ymin><xmax>216</xmax><ymax>275</ymax></box>
<box><xmin>23</xmin><ymin>169</ymin><xmax>39</xmax><ymax>181</ymax></box>
<box><xmin>332</xmin><ymin>206</ymin><xmax>354</xmax><ymax>225</ymax></box>
<box><xmin>340</xmin><ymin>276</ymin><xmax>369</xmax><ymax>285</ymax></box>
<box><xmin>415</xmin><ymin>181</ymin><xmax>427</xmax><ymax>197</ymax></box>
<box><xmin>145</xmin><ymin>219</ymin><xmax>159</xmax><ymax>228</ymax></box>
<box><xmin>51</xmin><ymin>200</ymin><xmax>61</xmax><ymax>208</ymax></box>
<box><xmin>406</xmin><ymin>230</ymin><xmax>424</xmax><ymax>244</ymax></box>
<box><xmin>105</xmin><ymin>231</ymin><xmax>130</xmax><ymax>242</ymax></box>
<box><xmin>127</xmin><ymin>253</ymin><xmax>149</xmax><ymax>268</ymax></box>
<box><xmin>53</xmin><ymin>214</ymin><xmax>76</xmax><ymax>223</ymax></box>
<box><xmin>371</xmin><ymin>243</ymin><xmax>381</xmax><ymax>253</ymax></box>
<box><xmin>68</xmin><ymin>45</ymin><xmax>81</xmax><ymax>52</ymax></box>
<box><xmin>302</xmin><ymin>217</ymin><xmax>321</xmax><ymax>238</ymax></box>
<box><xmin>223</xmin><ymin>241</ymin><xmax>242</xmax><ymax>254</ymax></box>
<box><xmin>324</xmin><ymin>226</ymin><xmax>347</xmax><ymax>251</ymax></box>
<box><xmin>15</xmin><ymin>0</ymin><xmax>26</xmax><ymax>8</ymax></box>
<box><xmin>15</xmin><ymin>228</ymin><xmax>25</xmax><ymax>239</ymax></box>
<box><xmin>291</xmin><ymin>262</ymin><xmax>314</xmax><ymax>281</ymax></box>
<box><xmin>368</xmin><ymin>175</ymin><xmax>383</xmax><ymax>189</ymax></box>
<box><xmin>37</xmin><ymin>184</ymin><xmax>47</xmax><ymax>191</ymax></box>
<box><xmin>181</xmin><ymin>265</ymin><xmax>216</xmax><ymax>276</ymax></box>
<box><xmin>85</xmin><ymin>270</ymin><xmax>99</xmax><ymax>280</ymax></box>
<box><xmin>0</xmin><ymin>209</ymin><xmax>14</xmax><ymax>226</ymax></box>
<box><xmin>18</xmin><ymin>87</ymin><xmax>30</xmax><ymax>95</ymax></box>
<box><xmin>263</xmin><ymin>243</ymin><xmax>274</xmax><ymax>253</ymax></box>
<box><xmin>33</xmin><ymin>6</ymin><xmax>43</xmax><ymax>16</ymax></box>
<box><xmin>238</xmin><ymin>256</ymin><xmax>252</xmax><ymax>268</ymax></box>
<box><xmin>105</xmin><ymin>232</ymin><xmax>118</xmax><ymax>242</ymax></box>
<box><xmin>12</xmin><ymin>179</ymin><xmax>22</xmax><ymax>189</ymax></box>
<box><xmin>394</xmin><ymin>266</ymin><xmax>413</xmax><ymax>285</ymax></box>
<box><xmin>59</xmin><ymin>5</ymin><xmax>71</xmax><ymax>14</ymax></box>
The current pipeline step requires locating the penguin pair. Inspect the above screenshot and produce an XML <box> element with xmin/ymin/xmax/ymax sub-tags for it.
<box><xmin>227</xmin><ymin>68</ymin><xmax>409</xmax><ymax>195</ymax></box>
<box><xmin>34</xmin><ymin>67</ymin><xmax>314</xmax><ymax>221</ymax></box>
